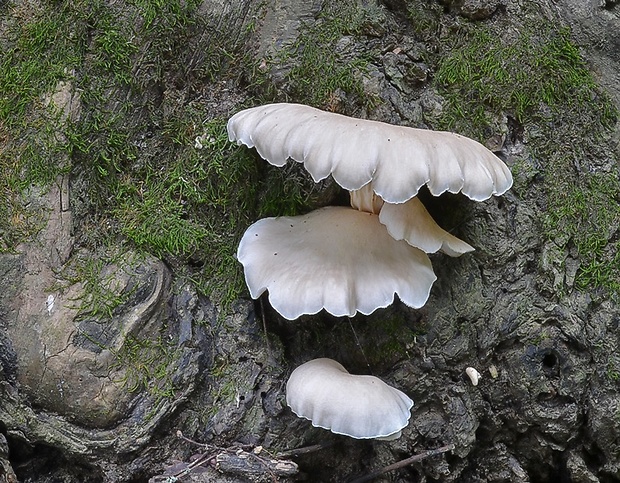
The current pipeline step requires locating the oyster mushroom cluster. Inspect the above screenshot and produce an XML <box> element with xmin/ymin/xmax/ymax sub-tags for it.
<box><xmin>228</xmin><ymin>103</ymin><xmax>513</xmax><ymax>320</ymax></box>
<box><xmin>227</xmin><ymin>103</ymin><xmax>512</xmax><ymax>440</ymax></box>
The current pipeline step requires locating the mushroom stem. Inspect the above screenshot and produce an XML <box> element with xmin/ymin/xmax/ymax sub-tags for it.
<box><xmin>349</xmin><ymin>183</ymin><xmax>384</xmax><ymax>214</ymax></box>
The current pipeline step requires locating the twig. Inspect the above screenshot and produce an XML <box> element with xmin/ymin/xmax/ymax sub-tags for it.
<box><xmin>347</xmin><ymin>444</ymin><xmax>456</xmax><ymax>483</ymax></box>
<box><xmin>183</xmin><ymin>452</ymin><xmax>216</xmax><ymax>474</ymax></box>
<box><xmin>176</xmin><ymin>430</ymin><xmax>209</xmax><ymax>448</ymax></box>
<box><xmin>276</xmin><ymin>441</ymin><xmax>336</xmax><ymax>458</ymax></box>
<box><xmin>171</xmin><ymin>432</ymin><xmax>298</xmax><ymax>481</ymax></box>
<box><xmin>216</xmin><ymin>448</ymin><xmax>298</xmax><ymax>479</ymax></box>
<box><xmin>347</xmin><ymin>316</ymin><xmax>372</xmax><ymax>375</ymax></box>
<box><xmin>259</xmin><ymin>296</ymin><xmax>272</xmax><ymax>355</ymax></box>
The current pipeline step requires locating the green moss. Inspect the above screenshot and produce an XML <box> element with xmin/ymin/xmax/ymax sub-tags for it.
<box><xmin>111</xmin><ymin>333</ymin><xmax>182</xmax><ymax>401</ymax></box>
<box><xmin>607</xmin><ymin>364</ymin><xmax>620</xmax><ymax>382</ymax></box>
<box><xmin>545</xmin><ymin>171</ymin><xmax>620</xmax><ymax>294</ymax></box>
<box><xmin>205</xmin><ymin>356</ymin><xmax>242</xmax><ymax>417</ymax></box>
<box><xmin>0</xmin><ymin>6</ymin><xmax>80</xmax><ymax>127</ymax></box>
<box><xmin>434</xmin><ymin>25</ymin><xmax>612</xmax><ymax>136</ymax></box>
<box><xmin>128</xmin><ymin>0</ymin><xmax>201</xmax><ymax>32</ymax></box>
<box><xmin>406</xmin><ymin>0</ymin><xmax>443</xmax><ymax>41</ymax></box>
<box><xmin>0</xmin><ymin>3</ymin><xmax>83</xmax><ymax>250</ymax></box>
<box><xmin>51</xmin><ymin>248</ymin><xmax>146</xmax><ymax>320</ymax></box>
<box><xmin>275</xmin><ymin>1</ymin><xmax>374</xmax><ymax>109</ymax></box>
<box><xmin>427</xmin><ymin>17</ymin><xmax>619</xmax><ymax>297</ymax></box>
<box><xmin>0</xmin><ymin>0</ymin><xmax>320</xmax><ymax>305</ymax></box>
<box><xmin>363</xmin><ymin>313</ymin><xmax>426</xmax><ymax>364</ymax></box>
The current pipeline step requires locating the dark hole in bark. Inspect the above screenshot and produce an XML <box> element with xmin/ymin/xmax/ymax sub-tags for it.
<box><xmin>542</xmin><ymin>352</ymin><xmax>558</xmax><ymax>369</ymax></box>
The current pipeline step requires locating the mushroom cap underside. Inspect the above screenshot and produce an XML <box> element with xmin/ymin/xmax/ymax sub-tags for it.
<box><xmin>227</xmin><ymin>103</ymin><xmax>513</xmax><ymax>203</ymax></box>
<box><xmin>286</xmin><ymin>358</ymin><xmax>414</xmax><ymax>439</ymax></box>
<box><xmin>236</xmin><ymin>206</ymin><xmax>437</xmax><ymax>320</ymax></box>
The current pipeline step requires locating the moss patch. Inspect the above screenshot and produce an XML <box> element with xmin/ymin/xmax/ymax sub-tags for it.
<box><xmin>423</xmin><ymin>15</ymin><xmax>619</xmax><ymax>297</ymax></box>
<box><xmin>0</xmin><ymin>3</ymin><xmax>81</xmax><ymax>250</ymax></box>
<box><xmin>272</xmin><ymin>1</ymin><xmax>377</xmax><ymax>109</ymax></box>
<box><xmin>544</xmin><ymin>169</ymin><xmax>620</xmax><ymax>294</ymax></box>
<box><xmin>111</xmin><ymin>333</ymin><xmax>182</xmax><ymax>402</ymax></box>
<box><xmin>434</xmin><ymin>26</ymin><xmax>614</xmax><ymax>135</ymax></box>
<box><xmin>0</xmin><ymin>0</ymin><xmax>320</xmax><ymax>305</ymax></box>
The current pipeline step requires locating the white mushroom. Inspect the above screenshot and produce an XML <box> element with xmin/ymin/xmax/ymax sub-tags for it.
<box><xmin>237</xmin><ymin>206</ymin><xmax>436</xmax><ymax>320</ymax></box>
<box><xmin>227</xmin><ymin>103</ymin><xmax>513</xmax><ymax>204</ymax></box>
<box><xmin>378</xmin><ymin>198</ymin><xmax>474</xmax><ymax>256</ymax></box>
<box><xmin>350</xmin><ymin>183</ymin><xmax>474</xmax><ymax>257</ymax></box>
<box><xmin>286</xmin><ymin>358</ymin><xmax>413</xmax><ymax>440</ymax></box>
<box><xmin>228</xmin><ymin>103</ymin><xmax>511</xmax><ymax>257</ymax></box>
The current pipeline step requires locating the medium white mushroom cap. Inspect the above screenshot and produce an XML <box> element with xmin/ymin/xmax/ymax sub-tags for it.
<box><xmin>227</xmin><ymin>103</ymin><xmax>513</xmax><ymax>203</ymax></box>
<box><xmin>350</xmin><ymin>184</ymin><xmax>474</xmax><ymax>257</ymax></box>
<box><xmin>379</xmin><ymin>198</ymin><xmax>474</xmax><ymax>256</ymax></box>
<box><xmin>236</xmin><ymin>206</ymin><xmax>437</xmax><ymax>320</ymax></box>
<box><xmin>286</xmin><ymin>358</ymin><xmax>414</xmax><ymax>440</ymax></box>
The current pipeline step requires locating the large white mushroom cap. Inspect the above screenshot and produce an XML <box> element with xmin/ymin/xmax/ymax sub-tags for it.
<box><xmin>286</xmin><ymin>358</ymin><xmax>414</xmax><ymax>440</ymax></box>
<box><xmin>236</xmin><ymin>206</ymin><xmax>437</xmax><ymax>320</ymax></box>
<box><xmin>227</xmin><ymin>103</ymin><xmax>513</xmax><ymax>203</ymax></box>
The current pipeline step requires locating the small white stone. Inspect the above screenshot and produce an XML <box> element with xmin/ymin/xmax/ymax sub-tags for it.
<box><xmin>466</xmin><ymin>367</ymin><xmax>481</xmax><ymax>386</ymax></box>
<box><xmin>46</xmin><ymin>294</ymin><xmax>55</xmax><ymax>315</ymax></box>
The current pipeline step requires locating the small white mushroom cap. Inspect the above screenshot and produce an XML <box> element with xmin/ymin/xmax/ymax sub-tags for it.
<box><xmin>227</xmin><ymin>103</ymin><xmax>513</xmax><ymax>204</ymax></box>
<box><xmin>236</xmin><ymin>206</ymin><xmax>437</xmax><ymax>320</ymax></box>
<box><xmin>286</xmin><ymin>358</ymin><xmax>414</xmax><ymax>440</ymax></box>
<box><xmin>379</xmin><ymin>198</ymin><xmax>474</xmax><ymax>256</ymax></box>
<box><xmin>350</xmin><ymin>184</ymin><xmax>474</xmax><ymax>257</ymax></box>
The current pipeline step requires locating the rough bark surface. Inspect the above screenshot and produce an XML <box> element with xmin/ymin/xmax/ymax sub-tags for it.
<box><xmin>0</xmin><ymin>0</ymin><xmax>619</xmax><ymax>482</ymax></box>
